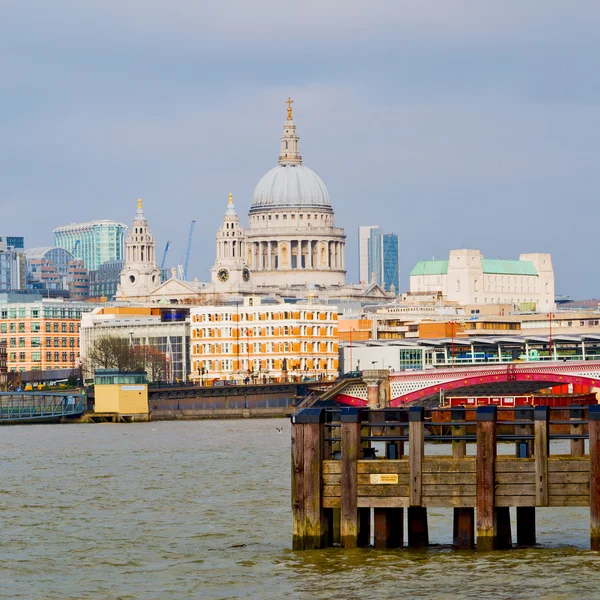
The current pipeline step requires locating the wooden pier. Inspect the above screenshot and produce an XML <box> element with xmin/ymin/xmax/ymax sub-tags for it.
<box><xmin>291</xmin><ymin>404</ymin><xmax>600</xmax><ymax>551</ymax></box>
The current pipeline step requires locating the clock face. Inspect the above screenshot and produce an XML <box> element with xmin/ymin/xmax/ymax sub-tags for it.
<box><xmin>242</xmin><ymin>267</ymin><xmax>250</xmax><ymax>282</ymax></box>
<box><xmin>218</xmin><ymin>268</ymin><xmax>229</xmax><ymax>282</ymax></box>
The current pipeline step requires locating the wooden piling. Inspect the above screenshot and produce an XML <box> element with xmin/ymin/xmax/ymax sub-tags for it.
<box><xmin>451</xmin><ymin>407</ymin><xmax>473</xmax><ymax>549</ymax></box>
<box><xmin>476</xmin><ymin>405</ymin><xmax>497</xmax><ymax>551</ymax></box>
<box><xmin>451</xmin><ymin>407</ymin><xmax>466</xmax><ymax>459</ymax></box>
<box><xmin>341</xmin><ymin>407</ymin><xmax>361</xmax><ymax>548</ymax></box>
<box><xmin>409</xmin><ymin>407</ymin><xmax>424</xmax><ymax>507</ymax></box>
<box><xmin>495</xmin><ymin>507</ymin><xmax>513</xmax><ymax>549</ymax></box>
<box><xmin>515</xmin><ymin>408</ymin><xmax>535</xmax><ymax>547</ymax></box>
<box><xmin>453</xmin><ymin>508</ymin><xmax>475</xmax><ymax>549</ymax></box>
<box><xmin>374</xmin><ymin>508</ymin><xmax>404</xmax><ymax>549</ymax></box>
<box><xmin>570</xmin><ymin>406</ymin><xmax>585</xmax><ymax>457</ymax></box>
<box><xmin>357</xmin><ymin>507</ymin><xmax>370</xmax><ymax>547</ymax></box>
<box><xmin>291</xmin><ymin>416</ymin><xmax>305</xmax><ymax>550</ymax></box>
<box><xmin>590</xmin><ymin>405</ymin><xmax>600</xmax><ymax>551</ymax></box>
<box><xmin>304</xmin><ymin>419</ymin><xmax>325</xmax><ymax>549</ymax></box>
<box><xmin>408</xmin><ymin>507</ymin><xmax>429</xmax><ymax>547</ymax></box>
<box><xmin>408</xmin><ymin>407</ymin><xmax>428</xmax><ymax>547</ymax></box>
<box><xmin>534</xmin><ymin>407</ymin><xmax>549</xmax><ymax>507</ymax></box>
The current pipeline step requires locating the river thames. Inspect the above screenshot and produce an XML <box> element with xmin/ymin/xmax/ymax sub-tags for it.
<box><xmin>2</xmin><ymin>419</ymin><xmax>600</xmax><ymax>599</ymax></box>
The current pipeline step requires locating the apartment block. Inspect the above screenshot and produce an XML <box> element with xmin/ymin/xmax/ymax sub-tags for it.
<box><xmin>190</xmin><ymin>298</ymin><xmax>339</xmax><ymax>383</ymax></box>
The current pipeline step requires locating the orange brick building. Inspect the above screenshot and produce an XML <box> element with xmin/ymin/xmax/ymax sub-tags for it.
<box><xmin>190</xmin><ymin>298</ymin><xmax>339</xmax><ymax>383</ymax></box>
<box><xmin>0</xmin><ymin>295</ymin><xmax>92</xmax><ymax>372</ymax></box>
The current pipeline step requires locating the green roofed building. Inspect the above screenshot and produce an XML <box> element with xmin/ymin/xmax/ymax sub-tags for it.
<box><xmin>409</xmin><ymin>249</ymin><xmax>554</xmax><ymax>313</ymax></box>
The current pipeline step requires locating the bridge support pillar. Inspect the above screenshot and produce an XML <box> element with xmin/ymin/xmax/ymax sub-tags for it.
<box><xmin>361</xmin><ymin>370</ymin><xmax>390</xmax><ymax>408</ymax></box>
<box><xmin>366</xmin><ymin>383</ymin><xmax>379</xmax><ymax>408</ymax></box>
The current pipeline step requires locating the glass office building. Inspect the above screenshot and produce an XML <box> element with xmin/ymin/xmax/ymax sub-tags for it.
<box><xmin>53</xmin><ymin>220</ymin><xmax>127</xmax><ymax>272</ymax></box>
<box><xmin>368</xmin><ymin>228</ymin><xmax>399</xmax><ymax>292</ymax></box>
<box><xmin>0</xmin><ymin>236</ymin><xmax>25</xmax><ymax>292</ymax></box>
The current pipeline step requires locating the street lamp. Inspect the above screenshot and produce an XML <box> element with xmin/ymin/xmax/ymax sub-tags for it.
<box><xmin>547</xmin><ymin>312</ymin><xmax>555</xmax><ymax>360</ymax></box>
<box><xmin>448</xmin><ymin>320</ymin><xmax>458</xmax><ymax>367</ymax></box>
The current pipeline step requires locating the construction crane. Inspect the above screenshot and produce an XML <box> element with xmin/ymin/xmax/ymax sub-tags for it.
<box><xmin>182</xmin><ymin>220</ymin><xmax>196</xmax><ymax>280</ymax></box>
<box><xmin>160</xmin><ymin>240</ymin><xmax>171</xmax><ymax>269</ymax></box>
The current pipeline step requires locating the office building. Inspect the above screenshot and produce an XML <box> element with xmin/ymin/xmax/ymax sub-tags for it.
<box><xmin>190</xmin><ymin>297</ymin><xmax>339</xmax><ymax>383</ymax></box>
<box><xmin>89</xmin><ymin>260</ymin><xmax>125</xmax><ymax>300</ymax></box>
<box><xmin>0</xmin><ymin>236</ymin><xmax>25</xmax><ymax>292</ymax></box>
<box><xmin>53</xmin><ymin>220</ymin><xmax>127</xmax><ymax>272</ymax></box>
<box><xmin>367</xmin><ymin>228</ymin><xmax>399</xmax><ymax>292</ymax></box>
<box><xmin>358</xmin><ymin>225</ymin><xmax>377</xmax><ymax>285</ymax></box>
<box><xmin>0</xmin><ymin>293</ymin><xmax>92</xmax><ymax>372</ymax></box>
<box><xmin>80</xmin><ymin>306</ymin><xmax>191</xmax><ymax>382</ymax></box>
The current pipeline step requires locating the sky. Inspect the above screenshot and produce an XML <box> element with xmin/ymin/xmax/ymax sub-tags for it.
<box><xmin>1</xmin><ymin>1</ymin><xmax>599</xmax><ymax>297</ymax></box>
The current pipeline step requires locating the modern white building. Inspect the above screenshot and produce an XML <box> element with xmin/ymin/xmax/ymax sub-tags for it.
<box><xmin>358</xmin><ymin>225</ymin><xmax>377</xmax><ymax>285</ymax></box>
<box><xmin>409</xmin><ymin>249</ymin><xmax>555</xmax><ymax>312</ymax></box>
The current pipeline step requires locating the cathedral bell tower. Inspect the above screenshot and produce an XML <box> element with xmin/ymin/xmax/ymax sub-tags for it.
<box><xmin>211</xmin><ymin>193</ymin><xmax>249</xmax><ymax>288</ymax></box>
<box><xmin>117</xmin><ymin>199</ymin><xmax>162</xmax><ymax>299</ymax></box>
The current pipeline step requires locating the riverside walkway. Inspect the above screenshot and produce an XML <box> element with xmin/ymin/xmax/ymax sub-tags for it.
<box><xmin>291</xmin><ymin>404</ymin><xmax>600</xmax><ymax>551</ymax></box>
<box><xmin>0</xmin><ymin>392</ymin><xmax>87</xmax><ymax>422</ymax></box>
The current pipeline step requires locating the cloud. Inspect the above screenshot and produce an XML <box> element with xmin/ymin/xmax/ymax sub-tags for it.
<box><xmin>0</xmin><ymin>2</ymin><xmax>599</xmax><ymax>297</ymax></box>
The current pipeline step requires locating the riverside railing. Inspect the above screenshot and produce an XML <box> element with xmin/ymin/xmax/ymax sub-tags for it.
<box><xmin>0</xmin><ymin>392</ymin><xmax>87</xmax><ymax>421</ymax></box>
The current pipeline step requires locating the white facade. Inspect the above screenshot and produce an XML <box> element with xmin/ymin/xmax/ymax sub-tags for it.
<box><xmin>210</xmin><ymin>194</ymin><xmax>250</xmax><ymax>290</ymax></box>
<box><xmin>409</xmin><ymin>249</ymin><xmax>555</xmax><ymax>312</ymax></box>
<box><xmin>116</xmin><ymin>200</ymin><xmax>162</xmax><ymax>301</ymax></box>
<box><xmin>190</xmin><ymin>296</ymin><xmax>339</xmax><ymax>383</ymax></box>
<box><xmin>212</xmin><ymin>100</ymin><xmax>346</xmax><ymax>291</ymax></box>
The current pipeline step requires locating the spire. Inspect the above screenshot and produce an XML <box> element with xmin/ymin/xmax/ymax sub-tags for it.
<box><xmin>279</xmin><ymin>97</ymin><xmax>302</xmax><ymax>166</ymax></box>
<box><xmin>225</xmin><ymin>192</ymin><xmax>237</xmax><ymax>217</ymax></box>
<box><xmin>135</xmin><ymin>198</ymin><xmax>146</xmax><ymax>221</ymax></box>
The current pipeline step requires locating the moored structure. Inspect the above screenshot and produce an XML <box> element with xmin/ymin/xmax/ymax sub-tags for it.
<box><xmin>291</xmin><ymin>404</ymin><xmax>600</xmax><ymax>551</ymax></box>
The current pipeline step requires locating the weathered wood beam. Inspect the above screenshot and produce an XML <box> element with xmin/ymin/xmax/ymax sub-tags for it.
<box><xmin>476</xmin><ymin>405</ymin><xmax>497</xmax><ymax>551</ymax></box>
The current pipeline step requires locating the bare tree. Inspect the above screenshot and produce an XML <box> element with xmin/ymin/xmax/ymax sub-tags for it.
<box><xmin>131</xmin><ymin>345</ymin><xmax>169</xmax><ymax>382</ymax></box>
<box><xmin>86</xmin><ymin>335</ymin><xmax>134</xmax><ymax>373</ymax></box>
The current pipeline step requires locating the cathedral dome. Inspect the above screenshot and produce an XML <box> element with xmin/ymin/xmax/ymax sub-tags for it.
<box><xmin>251</xmin><ymin>164</ymin><xmax>330</xmax><ymax>208</ymax></box>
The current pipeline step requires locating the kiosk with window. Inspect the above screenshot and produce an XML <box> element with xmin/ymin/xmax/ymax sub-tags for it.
<box><xmin>93</xmin><ymin>369</ymin><xmax>149</xmax><ymax>420</ymax></box>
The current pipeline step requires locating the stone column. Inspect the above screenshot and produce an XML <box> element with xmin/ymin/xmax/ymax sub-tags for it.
<box><xmin>362</xmin><ymin>370</ymin><xmax>390</xmax><ymax>408</ymax></box>
<box><xmin>267</xmin><ymin>241</ymin><xmax>272</xmax><ymax>270</ymax></box>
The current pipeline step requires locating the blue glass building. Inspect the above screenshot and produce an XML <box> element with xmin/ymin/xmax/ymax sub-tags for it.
<box><xmin>368</xmin><ymin>228</ymin><xmax>399</xmax><ymax>292</ymax></box>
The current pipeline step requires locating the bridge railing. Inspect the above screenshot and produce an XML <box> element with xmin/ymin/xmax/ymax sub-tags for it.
<box><xmin>432</xmin><ymin>353</ymin><xmax>600</xmax><ymax>368</ymax></box>
<box><xmin>0</xmin><ymin>392</ymin><xmax>87</xmax><ymax>421</ymax></box>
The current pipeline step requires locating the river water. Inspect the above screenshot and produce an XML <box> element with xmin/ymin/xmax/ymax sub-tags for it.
<box><xmin>1</xmin><ymin>419</ymin><xmax>600</xmax><ymax>599</ymax></box>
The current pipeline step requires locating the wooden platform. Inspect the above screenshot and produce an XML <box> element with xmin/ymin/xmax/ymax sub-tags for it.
<box><xmin>291</xmin><ymin>404</ymin><xmax>600</xmax><ymax>551</ymax></box>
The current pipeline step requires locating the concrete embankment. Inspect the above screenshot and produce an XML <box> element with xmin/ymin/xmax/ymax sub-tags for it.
<box><xmin>150</xmin><ymin>406</ymin><xmax>294</xmax><ymax>420</ymax></box>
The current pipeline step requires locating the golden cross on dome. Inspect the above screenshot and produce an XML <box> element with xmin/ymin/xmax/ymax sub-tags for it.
<box><xmin>229</xmin><ymin>192</ymin><xmax>233</xmax><ymax>204</ymax></box>
<box><xmin>137</xmin><ymin>198</ymin><xmax>142</xmax><ymax>209</ymax></box>
<box><xmin>286</xmin><ymin>97</ymin><xmax>293</xmax><ymax>119</ymax></box>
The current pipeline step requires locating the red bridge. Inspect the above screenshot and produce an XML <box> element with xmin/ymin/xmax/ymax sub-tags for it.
<box><xmin>336</xmin><ymin>361</ymin><xmax>600</xmax><ymax>407</ymax></box>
